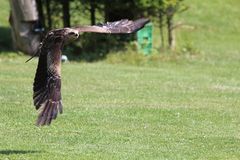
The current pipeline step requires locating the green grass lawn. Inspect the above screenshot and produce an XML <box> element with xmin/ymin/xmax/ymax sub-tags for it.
<box><xmin>176</xmin><ymin>0</ymin><xmax>240</xmax><ymax>56</ymax></box>
<box><xmin>0</xmin><ymin>56</ymin><xmax>240</xmax><ymax>159</ymax></box>
<box><xmin>1</xmin><ymin>0</ymin><xmax>240</xmax><ymax>159</ymax></box>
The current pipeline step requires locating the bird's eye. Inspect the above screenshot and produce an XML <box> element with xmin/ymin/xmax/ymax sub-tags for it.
<box><xmin>69</xmin><ymin>32</ymin><xmax>78</xmax><ymax>37</ymax></box>
<box><xmin>48</xmin><ymin>32</ymin><xmax>54</xmax><ymax>36</ymax></box>
<box><xmin>69</xmin><ymin>32</ymin><xmax>75</xmax><ymax>35</ymax></box>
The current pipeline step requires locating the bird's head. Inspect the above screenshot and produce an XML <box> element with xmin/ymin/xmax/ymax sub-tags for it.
<box><xmin>64</xmin><ymin>28</ymin><xmax>80</xmax><ymax>42</ymax></box>
<box><xmin>45</xmin><ymin>28</ymin><xmax>79</xmax><ymax>46</ymax></box>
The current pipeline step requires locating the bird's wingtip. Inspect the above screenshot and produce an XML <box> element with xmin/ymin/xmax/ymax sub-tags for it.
<box><xmin>35</xmin><ymin>100</ymin><xmax>62</xmax><ymax>126</ymax></box>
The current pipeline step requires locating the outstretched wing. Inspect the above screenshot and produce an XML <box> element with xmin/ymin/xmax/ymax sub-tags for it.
<box><xmin>33</xmin><ymin>44</ymin><xmax>63</xmax><ymax>126</ymax></box>
<box><xmin>75</xmin><ymin>18</ymin><xmax>149</xmax><ymax>34</ymax></box>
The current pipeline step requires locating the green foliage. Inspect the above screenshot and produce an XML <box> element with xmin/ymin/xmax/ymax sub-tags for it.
<box><xmin>50</xmin><ymin>1</ymin><xmax>63</xmax><ymax>28</ymax></box>
<box><xmin>0</xmin><ymin>27</ymin><xmax>12</xmax><ymax>52</ymax></box>
<box><xmin>136</xmin><ymin>0</ymin><xmax>186</xmax><ymax>50</ymax></box>
<box><xmin>106</xmin><ymin>45</ymin><xmax>202</xmax><ymax>66</ymax></box>
<box><xmin>136</xmin><ymin>0</ymin><xmax>185</xmax><ymax>16</ymax></box>
<box><xmin>0</xmin><ymin>0</ymin><xmax>9</xmax><ymax>27</ymax></box>
<box><xmin>63</xmin><ymin>33</ymin><xmax>135</xmax><ymax>62</ymax></box>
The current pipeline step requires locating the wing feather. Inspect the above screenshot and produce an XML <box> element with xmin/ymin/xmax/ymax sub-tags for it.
<box><xmin>33</xmin><ymin>47</ymin><xmax>62</xmax><ymax>126</ymax></box>
<box><xmin>75</xmin><ymin>18</ymin><xmax>150</xmax><ymax>34</ymax></box>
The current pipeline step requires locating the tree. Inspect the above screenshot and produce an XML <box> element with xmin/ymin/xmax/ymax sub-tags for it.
<box><xmin>61</xmin><ymin>0</ymin><xmax>71</xmax><ymax>27</ymax></box>
<box><xmin>103</xmin><ymin>0</ymin><xmax>137</xmax><ymax>21</ymax></box>
<box><xmin>90</xmin><ymin>0</ymin><xmax>96</xmax><ymax>25</ymax></box>
<box><xmin>136</xmin><ymin>0</ymin><xmax>186</xmax><ymax>50</ymax></box>
<box><xmin>136</xmin><ymin>0</ymin><xmax>165</xmax><ymax>48</ymax></box>
<box><xmin>36</xmin><ymin>0</ymin><xmax>45</xmax><ymax>28</ymax></box>
<box><xmin>164</xmin><ymin>0</ymin><xmax>185</xmax><ymax>50</ymax></box>
<box><xmin>45</xmin><ymin>0</ymin><xmax>52</xmax><ymax>29</ymax></box>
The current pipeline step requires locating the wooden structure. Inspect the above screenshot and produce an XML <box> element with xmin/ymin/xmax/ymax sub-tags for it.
<box><xmin>9</xmin><ymin>0</ymin><xmax>41</xmax><ymax>55</ymax></box>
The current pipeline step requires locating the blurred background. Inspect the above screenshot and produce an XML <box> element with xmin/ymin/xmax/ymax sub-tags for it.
<box><xmin>2</xmin><ymin>0</ymin><xmax>239</xmax><ymax>63</ymax></box>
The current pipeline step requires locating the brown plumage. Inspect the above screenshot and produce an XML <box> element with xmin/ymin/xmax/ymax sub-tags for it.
<box><xmin>32</xmin><ymin>18</ymin><xmax>150</xmax><ymax>126</ymax></box>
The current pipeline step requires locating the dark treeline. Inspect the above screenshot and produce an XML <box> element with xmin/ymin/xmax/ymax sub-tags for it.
<box><xmin>36</xmin><ymin>0</ymin><xmax>186</xmax><ymax>58</ymax></box>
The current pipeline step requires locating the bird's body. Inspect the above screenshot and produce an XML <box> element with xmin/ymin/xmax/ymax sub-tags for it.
<box><xmin>31</xmin><ymin>18</ymin><xmax>149</xmax><ymax>126</ymax></box>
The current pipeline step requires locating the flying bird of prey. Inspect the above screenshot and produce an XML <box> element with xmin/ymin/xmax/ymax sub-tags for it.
<box><xmin>30</xmin><ymin>18</ymin><xmax>150</xmax><ymax>126</ymax></box>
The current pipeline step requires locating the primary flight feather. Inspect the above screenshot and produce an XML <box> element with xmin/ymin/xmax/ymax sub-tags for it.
<box><xmin>32</xmin><ymin>18</ymin><xmax>149</xmax><ymax>126</ymax></box>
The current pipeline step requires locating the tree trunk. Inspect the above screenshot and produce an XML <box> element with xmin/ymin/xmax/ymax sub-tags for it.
<box><xmin>166</xmin><ymin>7</ymin><xmax>176</xmax><ymax>51</ymax></box>
<box><xmin>159</xmin><ymin>11</ymin><xmax>164</xmax><ymax>49</ymax></box>
<box><xmin>90</xmin><ymin>0</ymin><xmax>96</xmax><ymax>25</ymax></box>
<box><xmin>36</xmin><ymin>0</ymin><xmax>45</xmax><ymax>28</ymax></box>
<box><xmin>62</xmin><ymin>0</ymin><xmax>70</xmax><ymax>27</ymax></box>
<box><xmin>46</xmin><ymin>0</ymin><xmax>52</xmax><ymax>29</ymax></box>
<box><xmin>104</xmin><ymin>0</ymin><xmax>110</xmax><ymax>21</ymax></box>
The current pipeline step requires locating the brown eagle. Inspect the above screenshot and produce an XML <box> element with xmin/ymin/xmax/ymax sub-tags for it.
<box><xmin>31</xmin><ymin>18</ymin><xmax>149</xmax><ymax>126</ymax></box>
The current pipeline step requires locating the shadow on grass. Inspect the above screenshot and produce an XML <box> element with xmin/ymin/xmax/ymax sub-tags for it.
<box><xmin>0</xmin><ymin>26</ymin><xmax>13</xmax><ymax>53</ymax></box>
<box><xmin>0</xmin><ymin>150</ymin><xmax>41</xmax><ymax>155</ymax></box>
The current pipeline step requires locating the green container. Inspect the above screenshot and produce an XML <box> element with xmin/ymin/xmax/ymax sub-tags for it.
<box><xmin>137</xmin><ymin>23</ymin><xmax>153</xmax><ymax>55</ymax></box>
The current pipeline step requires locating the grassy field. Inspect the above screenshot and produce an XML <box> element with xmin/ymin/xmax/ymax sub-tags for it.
<box><xmin>1</xmin><ymin>56</ymin><xmax>240</xmax><ymax>159</ymax></box>
<box><xmin>1</xmin><ymin>0</ymin><xmax>240</xmax><ymax>159</ymax></box>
